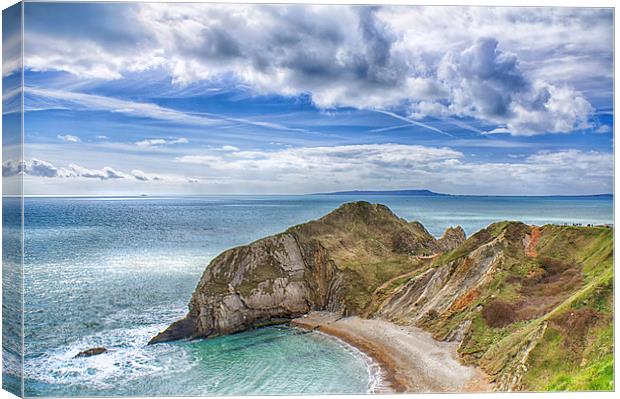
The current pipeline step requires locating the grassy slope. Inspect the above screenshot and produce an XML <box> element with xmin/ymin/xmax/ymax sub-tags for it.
<box><xmin>519</xmin><ymin>225</ymin><xmax>613</xmax><ymax>391</ymax></box>
<box><xmin>289</xmin><ymin>202</ymin><xmax>437</xmax><ymax>314</ymax></box>
<box><xmin>376</xmin><ymin>222</ymin><xmax>613</xmax><ymax>392</ymax></box>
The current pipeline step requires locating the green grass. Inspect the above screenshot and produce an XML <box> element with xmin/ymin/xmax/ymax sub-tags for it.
<box><xmin>519</xmin><ymin>265</ymin><xmax>613</xmax><ymax>391</ymax></box>
<box><xmin>547</xmin><ymin>355</ymin><xmax>613</xmax><ymax>391</ymax></box>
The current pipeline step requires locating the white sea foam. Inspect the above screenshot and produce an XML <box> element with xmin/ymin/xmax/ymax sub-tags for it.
<box><xmin>24</xmin><ymin>321</ymin><xmax>196</xmax><ymax>389</ymax></box>
<box><xmin>101</xmin><ymin>304</ymin><xmax>187</xmax><ymax>327</ymax></box>
<box><xmin>314</xmin><ymin>331</ymin><xmax>390</xmax><ymax>394</ymax></box>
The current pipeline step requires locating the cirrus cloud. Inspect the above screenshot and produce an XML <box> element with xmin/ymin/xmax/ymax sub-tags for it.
<box><xmin>134</xmin><ymin>137</ymin><xmax>189</xmax><ymax>147</ymax></box>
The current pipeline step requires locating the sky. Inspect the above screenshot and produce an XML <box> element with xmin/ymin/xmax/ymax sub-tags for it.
<box><xmin>2</xmin><ymin>2</ymin><xmax>614</xmax><ymax>195</ymax></box>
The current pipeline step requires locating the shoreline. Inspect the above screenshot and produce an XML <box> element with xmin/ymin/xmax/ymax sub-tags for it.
<box><xmin>292</xmin><ymin>312</ymin><xmax>492</xmax><ymax>394</ymax></box>
<box><xmin>313</xmin><ymin>330</ymin><xmax>393</xmax><ymax>394</ymax></box>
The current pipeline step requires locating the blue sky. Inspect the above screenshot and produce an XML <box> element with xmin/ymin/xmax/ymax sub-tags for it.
<box><xmin>2</xmin><ymin>3</ymin><xmax>614</xmax><ymax>195</ymax></box>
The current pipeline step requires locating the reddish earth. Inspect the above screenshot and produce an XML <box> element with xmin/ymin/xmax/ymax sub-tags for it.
<box><xmin>449</xmin><ymin>288</ymin><xmax>480</xmax><ymax>314</ymax></box>
<box><xmin>526</xmin><ymin>226</ymin><xmax>541</xmax><ymax>257</ymax></box>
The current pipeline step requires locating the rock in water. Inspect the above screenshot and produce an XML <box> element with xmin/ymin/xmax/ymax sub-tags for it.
<box><xmin>74</xmin><ymin>347</ymin><xmax>107</xmax><ymax>358</ymax></box>
<box><xmin>149</xmin><ymin>201</ymin><xmax>446</xmax><ymax>344</ymax></box>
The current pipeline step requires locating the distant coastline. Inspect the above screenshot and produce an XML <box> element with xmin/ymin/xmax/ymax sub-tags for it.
<box><xmin>312</xmin><ymin>189</ymin><xmax>449</xmax><ymax>196</ymax></box>
<box><xmin>18</xmin><ymin>192</ymin><xmax>613</xmax><ymax>198</ymax></box>
<box><xmin>311</xmin><ymin>189</ymin><xmax>613</xmax><ymax>198</ymax></box>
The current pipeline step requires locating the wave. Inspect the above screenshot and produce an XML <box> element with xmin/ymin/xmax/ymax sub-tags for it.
<box><xmin>26</xmin><ymin>304</ymin><xmax>378</xmax><ymax>395</ymax></box>
<box><xmin>24</xmin><ymin>305</ymin><xmax>193</xmax><ymax>390</ymax></box>
<box><xmin>314</xmin><ymin>330</ymin><xmax>388</xmax><ymax>393</ymax></box>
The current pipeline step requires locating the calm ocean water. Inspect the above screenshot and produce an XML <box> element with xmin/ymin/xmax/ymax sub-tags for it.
<box><xmin>3</xmin><ymin>195</ymin><xmax>613</xmax><ymax>396</ymax></box>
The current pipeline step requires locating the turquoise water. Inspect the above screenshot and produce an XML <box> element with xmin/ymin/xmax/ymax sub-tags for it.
<box><xmin>4</xmin><ymin>195</ymin><xmax>613</xmax><ymax>396</ymax></box>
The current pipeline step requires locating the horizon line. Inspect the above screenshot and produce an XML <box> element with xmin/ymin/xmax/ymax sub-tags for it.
<box><xmin>5</xmin><ymin>192</ymin><xmax>614</xmax><ymax>198</ymax></box>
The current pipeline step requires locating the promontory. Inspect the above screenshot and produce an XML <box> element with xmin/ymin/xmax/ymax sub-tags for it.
<box><xmin>150</xmin><ymin>201</ymin><xmax>613</xmax><ymax>392</ymax></box>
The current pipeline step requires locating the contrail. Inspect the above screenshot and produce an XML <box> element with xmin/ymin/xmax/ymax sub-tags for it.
<box><xmin>374</xmin><ymin>110</ymin><xmax>454</xmax><ymax>137</ymax></box>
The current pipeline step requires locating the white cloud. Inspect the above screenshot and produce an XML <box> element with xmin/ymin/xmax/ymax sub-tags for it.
<box><xmin>483</xmin><ymin>127</ymin><xmax>511</xmax><ymax>135</ymax></box>
<box><xmin>3</xmin><ymin>159</ymin><xmax>72</xmax><ymax>178</ymax></box>
<box><xmin>134</xmin><ymin>137</ymin><xmax>189</xmax><ymax>147</ymax></box>
<box><xmin>6</xmin><ymin>144</ymin><xmax>611</xmax><ymax>195</ymax></box>
<box><xmin>57</xmin><ymin>134</ymin><xmax>81</xmax><ymax>143</ymax></box>
<box><xmin>2</xmin><ymin>160</ymin><xmax>21</xmax><ymax>177</ymax></box>
<box><xmin>216</xmin><ymin>145</ymin><xmax>240</xmax><ymax>151</ymax></box>
<box><xmin>96</xmin><ymin>135</ymin><xmax>109</xmax><ymax>139</ymax></box>
<box><xmin>177</xmin><ymin>143</ymin><xmax>463</xmax><ymax>172</ymax></box>
<box><xmin>25</xmin><ymin>87</ymin><xmax>305</xmax><ymax>133</ymax></box>
<box><xmin>177</xmin><ymin>155</ymin><xmax>222</xmax><ymax>165</ymax></box>
<box><xmin>374</xmin><ymin>110</ymin><xmax>451</xmax><ymax>136</ymax></box>
<box><xmin>431</xmin><ymin>150</ymin><xmax>613</xmax><ymax>195</ymax></box>
<box><xmin>2</xmin><ymin>158</ymin><xmax>193</xmax><ymax>183</ymax></box>
<box><xmin>68</xmin><ymin>164</ymin><xmax>128</xmax><ymax>180</ymax></box>
<box><xmin>174</xmin><ymin>144</ymin><xmax>611</xmax><ymax>195</ymax></box>
<box><xmin>2</xmin><ymin>11</ymin><xmax>22</xmax><ymax>78</ymax></box>
<box><xmin>594</xmin><ymin>125</ymin><xmax>612</xmax><ymax>134</ymax></box>
<box><xmin>508</xmin><ymin>84</ymin><xmax>592</xmax><ymax>135</ymax></box>
<box><xmin>411</xmin><ymin>38</ymin><xmax>593</xmax><ymax>135</ymax></box>
<box><xmin>26</xmin><ymin>87</ymin><xmax>222</xmax><ymax>126</ymax></box>
<box><xmin>131</xmin><ymin>169</ymin><xmax>163</xmax><ymax>181</ymax></box>
<box><xmin>2</xmin><ymin>85</ymin><xmax>22</xmax><ymax>115</ymax></box>
<box><xmin>23</xmin><ymin>4</ymin><xmax>611</xmax><ymax>135</ymax></box>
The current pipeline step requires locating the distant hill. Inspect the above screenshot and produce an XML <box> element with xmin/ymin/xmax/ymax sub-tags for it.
<box><xmin>312</xmin><ymin>189</ymin><xmax>449</xmax><ymax>196</ymax></box>
<box><xmin>564</xmin><ymin>193</ymin><xmax>613</xmax><ymax>198</ymax></box>
<box><xmin>311</xmin><ymin>190</ymin><xmax>612</xmax><ymax>198</ymax></box>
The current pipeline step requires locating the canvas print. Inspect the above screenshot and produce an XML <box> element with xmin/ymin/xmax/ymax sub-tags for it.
<box><xmin>1</xmin><ymin>1</ymin><xmax>614</xmax><ymax>397</ymax></box>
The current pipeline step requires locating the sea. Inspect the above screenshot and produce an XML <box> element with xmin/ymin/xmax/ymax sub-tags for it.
<box><xmin>1</xmin><ymin>194</ymin><xmax>613</xmax><ymax>396</ymax></box>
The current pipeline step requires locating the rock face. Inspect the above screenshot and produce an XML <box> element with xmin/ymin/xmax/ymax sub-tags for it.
<box><xmin>376</xmin><ymin>226</ymin><xmax>504</xmax><ymax>323</ymax></box>
<box><xmin>150</xmin><ymin>201</ymin><xmax>462</xmax><ymax>343</ymax></box>
<box><xmin>150</xmin><ymin>233</ymin><xmax>343</xmax><ymax>343</ymax></box>
<box><xmin>74</xmin><ymin>347</ymin><xmax>107</xmax><ymax>358</ymax></box>
<box><xmin>436</xmin><ymin>226</ymin><xmax>467</xmax><ymax>252</ymax></box>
